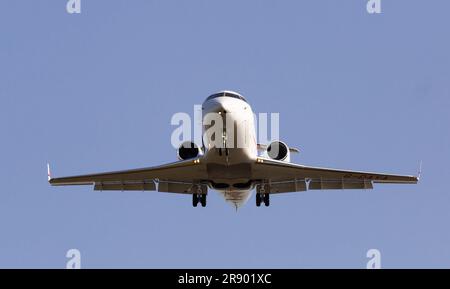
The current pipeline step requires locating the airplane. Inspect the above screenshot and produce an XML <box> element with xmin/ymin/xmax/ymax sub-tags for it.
<box><xmin>48</xmin><ymin>90</ymin><xmax>419</xmax><ymax>209</ymax></box>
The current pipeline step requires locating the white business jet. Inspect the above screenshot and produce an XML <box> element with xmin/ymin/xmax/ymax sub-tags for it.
<box><xmin>49</xmin><ymin>91</ymin><xmax>419</xmax><ymax>209</ymax></box>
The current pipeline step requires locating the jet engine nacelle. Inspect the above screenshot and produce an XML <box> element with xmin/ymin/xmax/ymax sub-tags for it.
<box><xmin>266</xmin><ymin>141</ymin><xmax>290</xmax><ymax>162</ymax></box>
<box><xmin>177</xmin><ymin>141</ymin><xmax>202</xmax><ymax>160</ymax></box>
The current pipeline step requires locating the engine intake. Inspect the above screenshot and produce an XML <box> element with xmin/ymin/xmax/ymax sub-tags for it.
<box><xmin>177</xmin><ymin>142</ymin><xmax>201</xmax><ymax>160</ymax></box>
<box><xmin>266</xmin><ymin>141</ymin><xmax>290</xmax><ymax>162</ymax></box>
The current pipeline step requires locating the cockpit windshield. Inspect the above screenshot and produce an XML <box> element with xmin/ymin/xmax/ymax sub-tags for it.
<box><xmin>205</xmin><ymin>92</ymin><xmax>247</xmax><ymax>103</ymax></box>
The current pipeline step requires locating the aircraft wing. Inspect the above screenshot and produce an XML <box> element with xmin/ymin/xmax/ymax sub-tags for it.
<box><xmin>252</xmin><ymin>158</ymin><xmax>418</xmax><ymax>193</ymax></box>
<box><xmin>48</xmin><ymin>159</ymin><xmax>207</xmax><ymax>193</ymax></box>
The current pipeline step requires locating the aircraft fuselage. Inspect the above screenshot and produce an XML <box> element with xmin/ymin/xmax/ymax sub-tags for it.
<box><xmin>201</xmin><ymin>92</ymin><xmax>258</xmax><ymax>208</ymax></box>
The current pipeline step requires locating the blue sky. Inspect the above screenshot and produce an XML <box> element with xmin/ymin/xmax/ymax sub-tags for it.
<box><xmin>0</xmin><ymin>0</ymin><xmax>449</xmax><ymax>268</ymax></box>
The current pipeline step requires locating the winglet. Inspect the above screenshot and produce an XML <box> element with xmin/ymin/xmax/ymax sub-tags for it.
<box><xmin>47</xmin><ymin>163</ymin><xmax>52</xmax><ymax>182</ymax></box>
<box><xmin>417</xmin><ymin>160</ymin><xmax>422</xmax><ymax>181</ymax></box>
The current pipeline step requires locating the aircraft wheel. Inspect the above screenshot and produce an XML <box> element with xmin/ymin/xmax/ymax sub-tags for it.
<box><xmin>263</xmin><ymin>193</ymin><xmax>270</xmax><ymax>207</ymax></box>
<box><xmin>256</xmin><ymin>193</ymin><xmax>262</xmax><ymax>207</ymax></box>
<box><xmin>200</xmin><ymin>194</ymin><xmax>207</xmax><ymax>207</ymax></box>
<box><xmin>192</xmin><ymin>194</ymin><xmax>199</xmax><ymax>207</ymax></box>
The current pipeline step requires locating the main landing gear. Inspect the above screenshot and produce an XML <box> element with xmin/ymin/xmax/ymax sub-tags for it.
<box><xmin>256</xmin><ymin>183</ymin><xmax>270</xmax><ymax>207</ymax></box>
<box><xmin>256</xmin><ymin>193</ymin><xmax>270</xmax><ymax>207</ymax></box>
<box><xmin>192</xmin><ymin>185</ymin><xmax>207</xmax><ymax>207</ymax></box>
<box><xmin>192</xmin><ymin>193</ymin><xmax>207</xmax><ymax>207</ymax></box>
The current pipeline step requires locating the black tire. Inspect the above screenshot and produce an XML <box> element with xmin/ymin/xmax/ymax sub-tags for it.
<box><xmin>256</xmin><ymin>193</ymin><xmax>262</xmax><ymax>207</ymax></box>
<box><xmin>263</xmin><ymin>193</ymin><xmax>270</xmax><ymax>207</ymax></box>
<box><xmin>192</xmin><ymin>194</ymin><xmax>198</xmax><ymax>207</ymax></box>
<box><xmin>200</xmin><ymin>194</ymin><xmax>207</xmax><ymax>207</ymax></box>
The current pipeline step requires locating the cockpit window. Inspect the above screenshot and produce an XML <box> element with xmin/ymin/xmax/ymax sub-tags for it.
<box><xmin>206</xmin><ymin>92</ymin><xmax>247</xmax><ymax>103</ymax></box>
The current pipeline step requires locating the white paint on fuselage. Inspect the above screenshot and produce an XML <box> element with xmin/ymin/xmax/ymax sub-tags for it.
<box><xmin>201</xmin><ymin>91</ymin><xmax>257</xmax><ymax>208</ymax></box>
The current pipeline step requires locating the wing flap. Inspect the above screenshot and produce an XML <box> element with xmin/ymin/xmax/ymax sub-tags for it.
<box><xmin>253</xmin><ymin>158</ymin><xmax>418</xmax><ymax>184</ymax></box>
<box><xmin>258</xmin><ymin>180</ymin><xmax>307</xmax><ymax>194</ymax></box>
<box><xmin>309</xmin><ymin>179</ymin><xmax>373</xmax><ymax>190</ymax></box>
<box><xmin>158</xmin><ymin>181</ymin><xmax>196</xmax><ymax>194</ymax></box>
<box><xmin>94</xmin><ymin>181</ymin><xmax>156</xmax><ymax>191</ymax></box>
